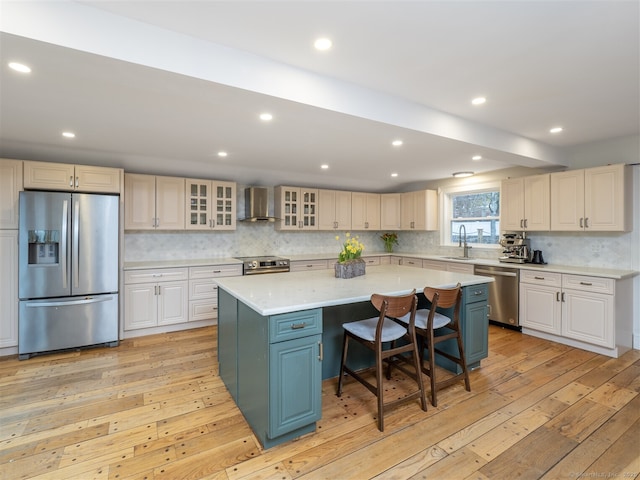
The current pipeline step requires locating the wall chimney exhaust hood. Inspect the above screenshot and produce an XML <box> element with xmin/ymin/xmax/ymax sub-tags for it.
<box><xmin>241</xmin><ymin>187</ymin><xmax>277</xmax><ymax>222</ymax></box>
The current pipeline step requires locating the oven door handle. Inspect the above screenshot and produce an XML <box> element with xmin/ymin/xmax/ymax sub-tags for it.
<box><xmin>244</xmin><ymin>268</ymin><xmax>290</xmax><ymax>275</ymax></box>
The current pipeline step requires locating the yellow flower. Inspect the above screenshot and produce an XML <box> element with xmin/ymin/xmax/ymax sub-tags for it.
<box><xmin>336</xmin><ymin>232</ymin><xmax>364</xmax><ymax>263</ymax></box>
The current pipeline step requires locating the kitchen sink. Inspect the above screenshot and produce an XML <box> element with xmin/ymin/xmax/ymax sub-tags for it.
<box><xmin>442</xmin><ymin>256</ymin><xmax>473</xmax><ymax>261</ymax></box>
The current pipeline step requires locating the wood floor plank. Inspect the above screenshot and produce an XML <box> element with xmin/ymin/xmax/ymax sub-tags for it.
<box><xmin>1</xmin><ymin>325</ymin><xmax>638</xmax><ymax>480</ymax></box>
<box><xmin>545</xmin><ymin>399</ymin><xmax>618</xmax><ymax>443</ymax></box>
<box><xmin>477</xmin><ymin>425</ymin><xmax>578</xmax><ymax>480</ymax></box>
<box><xmin>539</xmin><ymin>394</ymin><xmax>640</xmax><ymax>480</ymax></box>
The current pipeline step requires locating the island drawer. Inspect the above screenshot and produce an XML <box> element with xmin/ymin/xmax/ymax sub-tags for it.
<box><xmin>464</xmin><ymin>284</ymin><xmax>489</xmax><ymax>303</ymax></box>
<box><xmin>269</xmin><ymin>309</ymin><xmax>323</xmax><ymax>343</ymax></box>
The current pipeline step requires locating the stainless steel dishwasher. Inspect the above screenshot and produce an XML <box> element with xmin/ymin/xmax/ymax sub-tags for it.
<box><xmin>473</xmin><ymin>265</ymin><xmax>520</xmax><ymax>329</ymax></box>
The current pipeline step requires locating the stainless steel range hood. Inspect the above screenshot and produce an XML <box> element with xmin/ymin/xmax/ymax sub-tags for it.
<box><xmin>241</xmin><ymin>187</ymin><xmax>277</xmax><ymax>222</ymax></box>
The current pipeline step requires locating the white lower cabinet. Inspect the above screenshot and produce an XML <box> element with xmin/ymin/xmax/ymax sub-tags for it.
<box><xmin>520</xmin><ymin>270</ymin><xmax>628</xmax><ymax>357</ymax></box>
<box><xmin>124</xmin><ymin>268</ymin><xmax>189</xmax><ymax>331</ymax></box>
<box><xmin>188</xmin><ymin>264</ymin><xmax>243</xmax><ymax>323</ymax></box>
<box><xmin>519</xmin><ymin>272</ymin><xmax>562</xmax><ymax>335</ymax></box>
<box><xmin>561</xmin><ymin>276</ymin><xmax>614</xmax><ymax>348</ymax></box>
<box><xmin>0</xmin><ymin>231</ymin><xmax>19</xmax><ymax>349</ymax></box>
<box><xmin>124</xmin><ymin>264</ymin><xmax>243</xmax><ymax>334</ymax></box>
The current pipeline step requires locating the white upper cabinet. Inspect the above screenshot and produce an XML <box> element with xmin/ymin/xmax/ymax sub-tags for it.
<box><xmin>351</xmin><ymin>192</ymin><xmax>380</xmax><ymax>230</ymax></box>
<box><xmin>125</xmin><ymin>174</ymin><xmax>185</xmax><ymax>230</ymax></box>
<box><xmin>400</xmin><ymin>190</ymin><xmax>438</xmax><ymax>231</ymax></box>
<box><xmin>24</xmin><ymin>160</ymin><xmax>122</xmax><ymax>193</ymax></box>
<box><xmin>551</xmin><ymin>164</ymin><xmax>629</xmax><ymax>232</ymax></box>
<box><xmin>185</xmin><ymin>179</ymin><xmax>236</xmax><ymax>230</ymax></box>
<box><xmin>0</xmin><ymin>159</ymin><xmax>23</xmax><ymax>229</ymax></box>
<box><xmin>274</xmin><ymin>186</ymin><xmax>318</xmax><ymax>230</ymax></box>
<box><xmin>318</xmin><ymin>189</ymin><xmax>351</xmax><ymax>230</ymax></box>
<box><xmin>380</xmin><ymin>193</ymin><xmax>401</xmax><ymax>230</ymax></box>
<box><xmin>501</xmin><ymin>174</ymin><xmax>550</xmax><ymax>231</ymax></box>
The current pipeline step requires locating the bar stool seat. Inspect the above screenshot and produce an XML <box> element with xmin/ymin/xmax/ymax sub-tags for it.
<box><xmin>336</xmin><ymin>290</ymin><xmax>427</xmax><ymax>431</ymax></box>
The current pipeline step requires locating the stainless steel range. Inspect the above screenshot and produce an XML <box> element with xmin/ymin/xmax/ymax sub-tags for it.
<box><xmin>234</xmin><ymin>256</ymin><xmax>290</xmax><ymax>275</ymax></box>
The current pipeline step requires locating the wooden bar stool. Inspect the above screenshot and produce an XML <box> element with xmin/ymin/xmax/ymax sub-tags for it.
<box><xmin>394</xmin><ymin>283</ymin><xmax>470</xmax><ymax>407</ymax></box>
<box><xmin>336</xmin><ymin>290</ymin><xmax>427</xmax><ymax>431</ymax></box>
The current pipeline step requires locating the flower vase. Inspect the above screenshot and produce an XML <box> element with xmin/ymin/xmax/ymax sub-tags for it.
<box><xmin>384</xmin><ymin>243</ymin><xmax>393</xmax><ymax>253</ymax></box>
<box><xmin>334</xmin><ymin>258</ymin><xmax>366</xmax><ymax>279</ymax></box>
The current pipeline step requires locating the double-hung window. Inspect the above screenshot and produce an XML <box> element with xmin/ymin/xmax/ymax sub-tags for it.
<box><xmin>441</xmin><ymin>182</ymin><xmax>501</xmax><ymax>246</ymax></box>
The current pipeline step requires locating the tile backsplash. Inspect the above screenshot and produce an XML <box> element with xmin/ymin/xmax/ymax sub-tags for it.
<box><xmin>124</xmin><ymin>226</ymin><xmax>635</xmax><ymax>271</ymax></box>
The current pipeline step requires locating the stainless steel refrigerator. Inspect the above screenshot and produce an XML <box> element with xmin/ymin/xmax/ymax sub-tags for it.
<box><xmin>18</xmin><ymin>191</ymin><xmax>119</xmax><ymax>359</ymax></box>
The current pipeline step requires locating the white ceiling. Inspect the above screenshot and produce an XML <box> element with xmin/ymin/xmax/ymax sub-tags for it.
<box><xmin>1</xmin><ymin>1</ymin><xmax>638</xmax><ymax>191</ymax></box>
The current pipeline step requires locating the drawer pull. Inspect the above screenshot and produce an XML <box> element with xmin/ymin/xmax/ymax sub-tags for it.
<box><xmin>473</xmin><ymin>290</ymin><xmax>483</xmax><ymax>296</ymax></box>
<box><xmin>213</xmin><ymin>270</ymin><xmax>221</xmax><ymax>273</ymax></box>
<box><xmin>579</xmin><ymin>281</ymin><xmax>593</xmax><ymax>286</ymax></box>
<box><xmin>291</xmin><ymin>322</ymin><xmax>306</xmax><ymax>330</ymax></box>
<box><xmin>534</xmin><ymin>276</ymin><xmax>545</xmax><ymax>280</ymax></box>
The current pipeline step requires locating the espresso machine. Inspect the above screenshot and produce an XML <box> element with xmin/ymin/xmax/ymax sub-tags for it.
<box><xmin>499</xmin><ymin>233</ymin><xmax>531</xmax><ymax>263</ymax></box>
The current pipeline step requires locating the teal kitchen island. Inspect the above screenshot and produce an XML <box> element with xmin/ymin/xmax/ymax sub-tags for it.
<box><xmin>216</xmin><ymin>264</ymin><xmax>493</xmax><ymax>448</ymax></box>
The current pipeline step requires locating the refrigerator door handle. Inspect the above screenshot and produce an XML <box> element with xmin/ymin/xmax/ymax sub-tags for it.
<box><xmin>73</xmin><ymin>198</ymin><xmax>80</xmax><ymax>289</ymax></box>
<box><xmin>23</xmin><ymin>296</ymin><xmax>115</xmax><ymax>308</ymax></box>
<box><xmin>61</xmin><ymin>200</ymin><xmax>69</xmax><ymax>289</ymax></box>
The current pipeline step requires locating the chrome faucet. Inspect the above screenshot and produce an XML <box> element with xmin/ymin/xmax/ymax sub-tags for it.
<box><xmin>459</xmin><ymin>224</ymin><xmax>471</xmax><ymax>258</ymax></box>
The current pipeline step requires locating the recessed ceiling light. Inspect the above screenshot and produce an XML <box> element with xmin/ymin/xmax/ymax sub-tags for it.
<box><xmin>259</xmin><ymin>113</ymin><xmax>273</xmax><ymax>121</ymax></box>
<box><xmin>550</xmin><ymin>127</ymin><xmax>563</xmax><ymax>134</ymax></box>
<box><xmin>391</xmin><ymin>173</ymin><xmax>398</xmax><ymax>177</ymax></box>
<box><xmin>391</xmin><ymin>140</ymin><xmax>403</xmax><ymax>147</ymax></box>
<box><xmin>9</xmin><ymin>62</ymin><xmax>31</xmax><ymax>73</ymax></box>
<box><xmin>314</xmin><ymin>38</ymin><xmax>332</xmax><ymax>51</ymax></box>
<box><xmin>472</xmin><ymin>155</ymin><xmax>482</xmax><ymax>161</ymax></box>
<box><xmin>217</xmin><ymin>151</ymin><xmax>228</xmax><ymax>157</ymax></box>
<box><xmin>321</xmin><ymin>164</ymin><xmax>329</xmax><ymax>170</ymax></box>
<box><xmin>452</xmin><ymin>171</ymin><xmax>474</xmax><ymax>178</ymax></box>
<box><xmin>62</xmin><ymin>131</ymin><xmax>76</xmax><ymax>138</ymax></box>
<box><xmin>471</xmin><ymin>97</ymin><xmax>486</xmax><ymax>106</ymax></box>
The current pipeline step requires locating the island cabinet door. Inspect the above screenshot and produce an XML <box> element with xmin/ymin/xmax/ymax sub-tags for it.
<box><xmin>463</xmin><ymin>285</ymin><xmax>489</xmax><ymax>369</ymax></box>
<box><xmin>463</xmin><ymin>300</ymin><xmax>489</xmax><ymax>367</ymax></box>
<box><xmin>435</xmin><ymin>284</ymin><xmax>488</xmax><ymax>373</ymax></box>
<box><xmin>269</xmin><ymin>334</ymin><xmax>322</xmax><ymax>439</ymax></box>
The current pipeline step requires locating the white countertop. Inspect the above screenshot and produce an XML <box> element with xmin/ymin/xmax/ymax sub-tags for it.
<box><xmin>124</xmin><ymin>257</ymin><xmax>241</xmax><ymax>270</ymax></box>
<box><xmin>215</xmin><ymin>264</ymin><xmax>493</xmax><ymax>316</ymax></box>
<box><xmin>123</xmin><ymin>253</ymin><xmax>637</xmax><ymax>280</ymax></box>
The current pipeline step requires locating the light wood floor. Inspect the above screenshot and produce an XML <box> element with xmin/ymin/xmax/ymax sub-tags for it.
<box><xmin>1</xmin><ymin>325</ymin><xmax>638</xmax><ymax>480</ymax></box>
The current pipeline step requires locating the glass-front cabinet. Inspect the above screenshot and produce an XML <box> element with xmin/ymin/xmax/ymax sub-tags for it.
<box><xmin>186</xmin><ymin>179</ymin><xmax>236</xmax><ymax>230</ymax></box>
<box><xmin>274</xmin><ymin>186</ymin><xmax>318</xmax><ymax>230</ymax></box>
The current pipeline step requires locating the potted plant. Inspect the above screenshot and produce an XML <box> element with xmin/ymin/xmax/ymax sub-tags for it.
<box><xmin>380</xmin><ymin>232</ymin><xmax>399</xmax><ymax>253</ymax></box>
<box><xmin>335</xmin><ymin>233</ymin><xmax>366</xmax><ymax>278</ymax></box>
